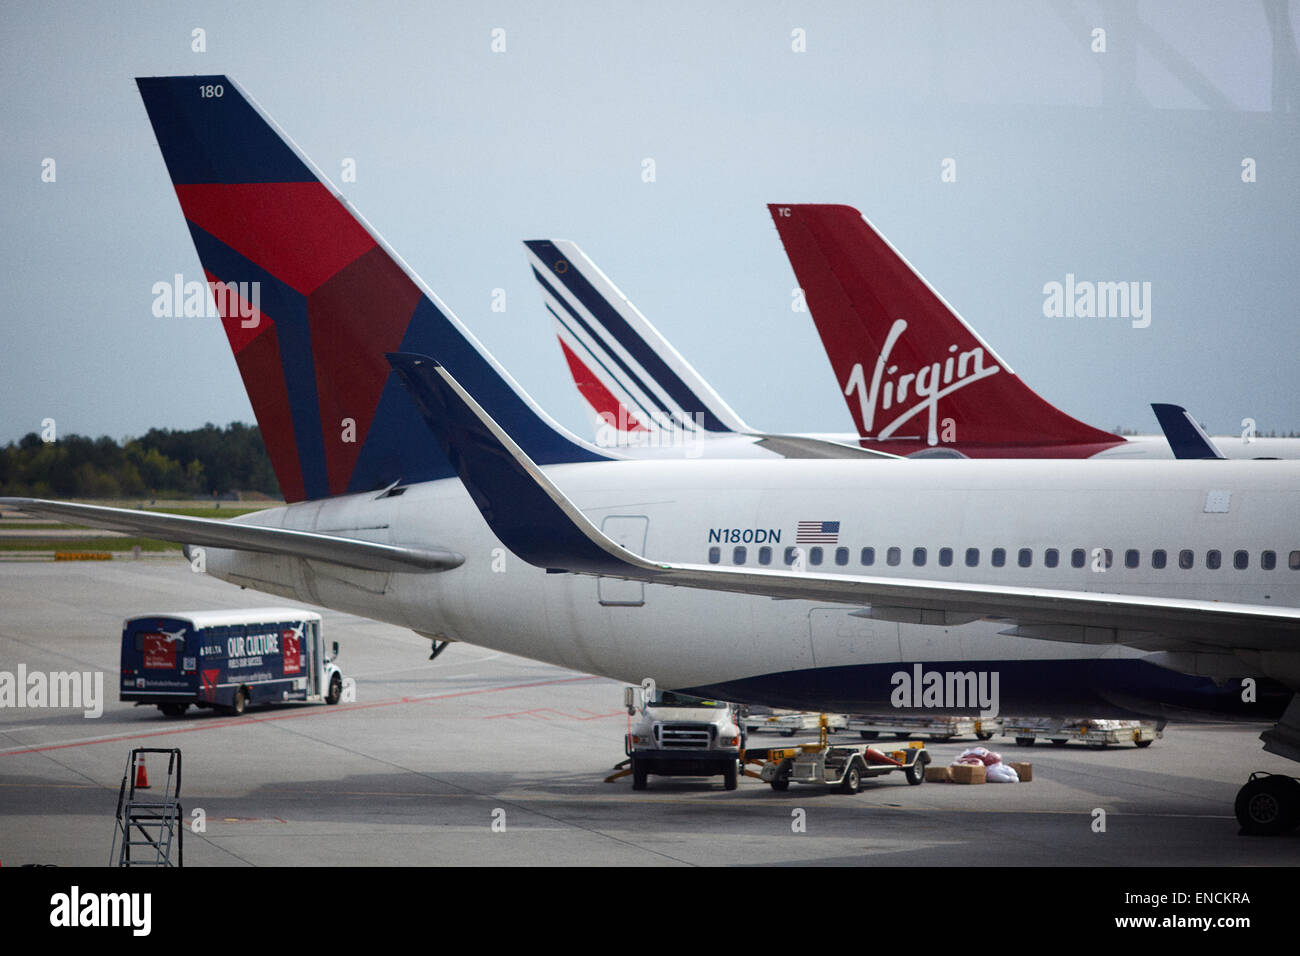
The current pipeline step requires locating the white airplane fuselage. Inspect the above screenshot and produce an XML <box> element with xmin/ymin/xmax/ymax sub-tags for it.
<box><xmin>204</xmin><ymin>457</ymin><xmax>1300</xmax><ymax>717</ymax></box>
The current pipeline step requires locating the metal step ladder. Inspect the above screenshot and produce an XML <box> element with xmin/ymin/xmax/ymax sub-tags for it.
<box><xmin>110</xmin><ymin>748</ymin><xmax>184</xmax><ymax>867</ymax></box>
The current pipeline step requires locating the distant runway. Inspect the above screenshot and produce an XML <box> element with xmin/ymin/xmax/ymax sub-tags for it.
<box><xmin>1</xmin><ymin>560</ymin><xmax>1297</xmax><ymax>866</ymax></box>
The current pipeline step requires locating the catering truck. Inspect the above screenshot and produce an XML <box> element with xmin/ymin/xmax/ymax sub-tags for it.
<box><xmin>624</xmin><ymin>685</ymin><xmax>742</xmax><ymax>790</ymax></box>
<box><xmin>121</xmin><ymin>608</ymin><xmax>342</xmax><ymax>716</ymax></box>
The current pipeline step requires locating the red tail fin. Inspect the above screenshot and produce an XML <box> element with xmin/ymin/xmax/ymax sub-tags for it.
<box><xmin>769</xmin><ymin>204</ymin><xmax>1121</xmax><ymax>457</ymax></box>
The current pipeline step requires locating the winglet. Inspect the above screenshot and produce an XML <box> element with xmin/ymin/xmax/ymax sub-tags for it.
<box><xmin>1151</xmin><ymin>404</ymin><xmax>1226</xmax><ymax>459</ymax></box>
<box><xmin>385</xmin><ymin>352</ymin><xmax>662</xmax><ymax>575</ymax></box>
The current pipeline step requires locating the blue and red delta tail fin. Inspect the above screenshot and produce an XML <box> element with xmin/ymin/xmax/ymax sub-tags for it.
<box><xmin>768</xmin><ymin>204</ymin><xmax>1123</xmax><ymax>457</ymax></box>
<box><xmin>136</xmin><ymin>75</ymin><xmax>605</xmax><ymax>502</ymax></box>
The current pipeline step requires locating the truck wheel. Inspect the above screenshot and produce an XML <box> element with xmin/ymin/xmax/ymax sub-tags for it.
<box><xmin>632</xmin><ymin>758</ymin><xmax>647</xmax><ymax>791</ymax></box>
<box><xmin>976</xmin><ymin>732</ymin><xmax>994</xmax><ymax>741</ymax></box>
<box><xmin>769</xmin><ymin>760</ymin><xmax>792</xmax><ymax>792</ymax></box>
<box><xmin>326</xmin><ymin>672</ymin><xmax>342</xmax><ymax>705</ymax></box>
<box><xmin>231</xmin><ymin>688</ymin><xmax>247</xmax><ymax>715</ymax></box>
<box><xmin>723</xmin><ymin>759</ymin><xmax>738</xmax><ymax>791</ymax></box>
<box><xmin>858</xmin><ymin>731</ymin><xmax>878</xmax><ymax>740</ymax></box>
<box><xmin>1134</xmin><ymin>739</ymin><xmax>1153</xmax><ymax>748</ymax></box>
<box><xmin>1051</xmin><ymin>739</ymin><xmax>1068</xmax><ymax>747</ymax></box>
<box><xmin>158</xmin><ymin>703</ymin><xmax>188</xmax><ymax>718</ymax></box>
<box><xmin>1015</xmin><ymin>737</ymin><xmax>1035</xmax><ymax>747</ymax></box>
<box><xmin>839</xmin><ymin>763</ymin><xmax>862</xmax><ymax>794</ymax></box>
<box><xmin>781</xmin><ymin>728</ymin><xmax>796</xmax><ymax>737</ymax></box>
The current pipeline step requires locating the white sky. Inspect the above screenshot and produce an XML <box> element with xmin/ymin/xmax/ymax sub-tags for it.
<box><xmin>2</xmin><ymin>1</ymin><xmax>1298</xmax><ymax>446</ymax></box>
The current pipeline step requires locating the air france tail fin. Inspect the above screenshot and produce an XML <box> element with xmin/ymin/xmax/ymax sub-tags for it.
<box><xmin>768</xmin><ymin>204</ymin><xmax>1122</xmax><ymax>456</ymax></box>
<box><xmin>136</xmin><ymin>75</ymin><xmax>605</xmax><ymax>503</ymax></box>
<box><xmin>524</xmin><ymin>239</ymin><xmax>753</xmax><ymax>440</ymax></box>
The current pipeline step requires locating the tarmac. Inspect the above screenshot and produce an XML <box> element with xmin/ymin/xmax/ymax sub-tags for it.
<box><xmin>2</xmin><ymin>558</ymin><xmax>1298</xmax><ymax>867</ymax></box>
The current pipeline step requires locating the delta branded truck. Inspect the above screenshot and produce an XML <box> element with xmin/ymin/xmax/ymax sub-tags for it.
<box><xmin>121</xmin><ymin>608</ymin><xmax>342</xmax><ymax>716</ymax></box>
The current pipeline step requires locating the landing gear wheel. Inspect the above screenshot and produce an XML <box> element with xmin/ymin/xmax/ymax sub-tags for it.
<box><xmin>326</xmin><ymin>672</ymin><xmax>342</xmax><ymax>705</ymax></box>
<box><xmin>724</xmin><ymin>759</ymin><xmax>738</xmax><ymax>791</ymax></box>
<box><xmin>632</xmin><ymin>758</ymin><xmax>647</xmax><ymax>791</ymax></box>
<box><xmin>839</xmin><ymin>763</ymin><xmax>862</xmax><ymax>794</ymax></box>
<box><xmin>1015</xmin><ymin>737</ymin><xmax>1035</xmax><ymax>747</ymax></box>
<box><xmin>1235</xmin><ymin>774</ymin><xmax>1300</xmax><ymax>836</ymax></box>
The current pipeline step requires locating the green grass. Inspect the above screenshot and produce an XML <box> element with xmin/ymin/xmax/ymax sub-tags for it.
<box><xmin>0</xmin><ymin>537</ymin><xmax>181</xmax><ymax>552</ymax></box>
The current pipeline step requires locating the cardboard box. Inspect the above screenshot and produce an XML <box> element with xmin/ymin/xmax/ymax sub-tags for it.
<box><xmin>1008</xmin><ymin>761</ymin><xmax>1032</xmax><ymax>782</ymax></box>
<box><xmin>925</xmin><ymin>765</ymin><xmax>951</xmax><ymax>783</ymax></box>
<box><xmin>949</xmin><ymin>763</ymin><xmax>986</xmax><ymax>784</ymax></box>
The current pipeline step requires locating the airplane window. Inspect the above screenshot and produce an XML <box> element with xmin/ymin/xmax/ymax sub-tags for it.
<box><xmin>913</xmin><ymin>547</ymin><xmax>927</xmax><ymax>566</ymax></box>
<box><xmin>1018</xmin><ymin>548</ymin><xmax>1032</xmax><ymax>568</ymax></box>
<box><xmin>1103</xmin><ymin>548</ymin><xmax>1113</xmax><ymax>568</ymax></box>
<box><xmin>835</xmin><ymin>547</ymin><xmax>849</xmax><ymax>566</ymax></box>
<box><xmin>1206</xmin><ymin>550</ymin><xmax>1221</xmax><ymax>570</ymax></box>
<box><xmin>1290</xmin><ymin>551</ymin><xmax>1300</xmax><ymax>570</ymax></box>
<box><xmin>810</xmin><ymin>547</ymin><xmax>824</xmax><ymax>566</ymax></box>
<box><xmin>1233</xmin><ymin>550</ymin><xmax>1248</xmax><ymax>570</ymax></box>
<box><xmin>992</xmin><ymin>548</ymin><xmax>1006</xmax><ymax>567</ymax></box>
<box><xmin>708</xmin><ymin>546</ymin><xmax>721</xmax><ymax>564</ymax></box>
<box><xmin>965</xmin><ymin>548</ymin><xmax>979</xmax><ymax>567</ymax></box>
<box><xmin>784</xmin><ymin>547</ymin><xmax>799</xmax><ymax>566</ymax></box>
<box><xmin>733</xmin><ymin>546</ymin><xmax>747</xmax><ymax>565</ymax></box>
<box><xmin>1071</xmin><ymin>549</ymin><xmax>1086</xmax><ymax>568</ymax></box>
<box><xmin>758</xmin><ymin>546</ymin><xmax>772</xmax><ymax>566</ymax></box>
<box><xmin>939</xmin><ymin>547</ymin><xmax>953</xmax><ymax>567</ymax></box>
<box><xmin>1124</xmin><ymin>549</ymin><xmax>1139</xmax><ymax>569</ymax></box>
<box><xmin>860</xmin><ymin>547</ymin><xmax>875</xmax><ymax>566</ymax></box>
<box><xmin>1261</xmin><ymin>550</ymin><xmax>1275</xmax><ymax>570</ymax></box>
<box><xmin>1152</xmin><ymin>549</ymin><xmax>1167</xmax><ymax>569</ymax></box>
<box><xmin>887</xmin><ymin>547</ymin><xmax>901</xmax><ymax>566</ymax></box>
<box><xmin>1179</xmin><ymin>549</ymin><xmax>1194</xmax><ymax>569</ymax></box>
<box><xmin>1044</xmin><ymin>548</ymin><xmax>1059</xmax><ymax>568</ymax></box>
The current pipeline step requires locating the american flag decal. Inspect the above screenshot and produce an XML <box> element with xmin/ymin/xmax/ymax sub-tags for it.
<box><xmin>796</xmin><ymin>520</ymin><xmax>840</xmax><ymax>544</ymax></box>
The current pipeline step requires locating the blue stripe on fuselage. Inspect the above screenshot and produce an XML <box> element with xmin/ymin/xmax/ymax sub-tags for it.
<box><xmin>682</xmin><ymin>658</ymin><xmax>1290</xmax><ymax>720</ymax></box>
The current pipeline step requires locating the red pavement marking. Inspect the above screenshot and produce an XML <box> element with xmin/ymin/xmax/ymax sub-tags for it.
<box><xmin>483</xmin><ymin>708</ymin><xmax>625</xmax><ymax>721</ymax></box>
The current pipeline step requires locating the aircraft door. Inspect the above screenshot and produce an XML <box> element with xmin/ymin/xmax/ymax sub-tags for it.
<box><xmin>597</xmin><ymin>515</ymin><xmax>648</xmax><ymax>607</ymax></box>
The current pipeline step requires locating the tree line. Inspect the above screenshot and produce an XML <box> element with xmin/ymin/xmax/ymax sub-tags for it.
<box><xmin>0</xmin><ymin>422</ymin><xmax>280</xmax><ymax>499</ymax></box>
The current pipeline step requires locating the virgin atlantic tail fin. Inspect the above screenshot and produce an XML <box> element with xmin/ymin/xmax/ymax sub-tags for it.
<box><xmin>768</xmin><ymin>203</ymin><xmax>1122</xmax><ymax>457</ymax></box>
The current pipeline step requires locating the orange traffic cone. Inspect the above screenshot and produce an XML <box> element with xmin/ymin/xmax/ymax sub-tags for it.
<box><xmin>135</xmin><ymin>754</ymin><xmax>150</xmax><ymax>789</ymax></box>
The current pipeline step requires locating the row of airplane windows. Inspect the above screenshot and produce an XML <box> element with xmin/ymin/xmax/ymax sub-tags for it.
<box><xmin>706</xmin><ymin>544</ymin><xmax>1300</xmax><ymax>571</ymax></box>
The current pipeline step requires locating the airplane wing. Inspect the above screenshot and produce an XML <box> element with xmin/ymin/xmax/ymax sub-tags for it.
<box><xmin>386</xmin><ymin>352</ymin><xmax>1300</xmax><ymax>655</ymax></box>
<box><xmin>0</xmin><ymin>497</ymin><xmax>463</xmax><ymax>574</ymax></box>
